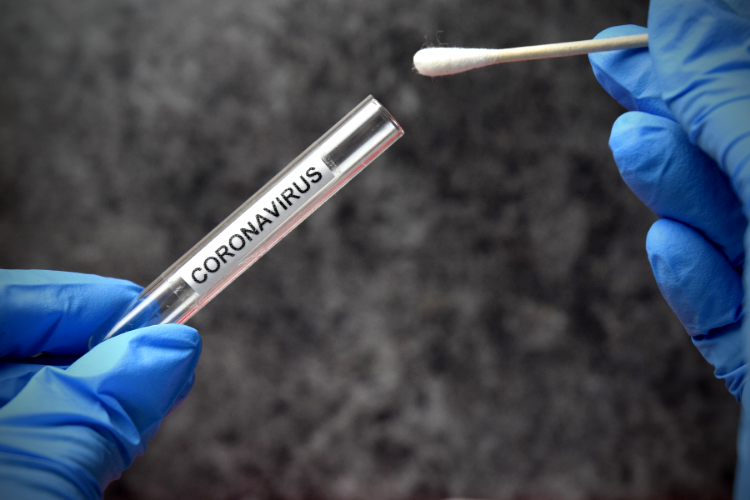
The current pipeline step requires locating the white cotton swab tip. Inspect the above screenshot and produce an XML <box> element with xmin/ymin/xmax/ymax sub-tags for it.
<box><xmin>413</xmin><ymin>48</ymin><xmax>504</xmax><ymax>78</ymax></box>
<box><xmin>413</xmin><ymin>34</ymin><xmax>649</xmax><ymax>77</ymax></box>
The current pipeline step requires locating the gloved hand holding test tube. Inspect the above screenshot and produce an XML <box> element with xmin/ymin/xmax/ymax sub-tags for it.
<box><xmin>89</xmin><ymin>96</ymin><xmax>403</xmax><ymax>347</ymax></box>
<box><xmin>0</xmin><ymin>96</ymin><xmax>401</xmax><ymax>500</ymax></box>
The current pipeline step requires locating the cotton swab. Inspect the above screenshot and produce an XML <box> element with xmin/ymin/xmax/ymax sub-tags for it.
<box><xmin>413</xmin><ymin>34</ymin><xmax>648</xmax><ymax>77</ymax></box>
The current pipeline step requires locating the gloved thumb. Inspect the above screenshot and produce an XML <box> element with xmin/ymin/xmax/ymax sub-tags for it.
<box><xmin>648</xmin><ymin>0</ymin><xmax>750</xmax><ymax>210</ymax></box>
<box><xmin>0</xmin><ymin>324</ymin><xmax>201</xmax><ymax>500</ymax></box>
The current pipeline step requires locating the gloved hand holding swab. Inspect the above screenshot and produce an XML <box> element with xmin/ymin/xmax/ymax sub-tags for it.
<box><xmin>413</xmin><ymin>33</ymin><xmax>648</xmax><ymax>76</ymax></box>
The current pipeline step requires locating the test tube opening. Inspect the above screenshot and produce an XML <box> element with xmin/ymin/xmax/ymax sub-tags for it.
<box><xmin>321</xmin><ymin>98</ymin><xmax>403</xmax><ymax>173</ymax></box>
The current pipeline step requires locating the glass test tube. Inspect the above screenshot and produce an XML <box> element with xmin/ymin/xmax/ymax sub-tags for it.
<box><xmin>89</xmin><ymin>96</ymin><xmax>403</xmax><ymax>348</ymax></box>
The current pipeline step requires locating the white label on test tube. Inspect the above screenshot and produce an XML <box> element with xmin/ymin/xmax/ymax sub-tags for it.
<box><xmin>178</xmin><ymin>158</ymin><xmax>335</xmax><ymax>294</ymax></box>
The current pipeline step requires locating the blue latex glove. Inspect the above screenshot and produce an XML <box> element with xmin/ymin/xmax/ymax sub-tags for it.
<box><xmin>589</xmin><ymin>0</ymin><xmax>750</xmax><ymax>493</ymax></box>
<box><xmin>0</xmin><ymin>270</ymin><xmax>201</xmax><ymax>499</ymax></box>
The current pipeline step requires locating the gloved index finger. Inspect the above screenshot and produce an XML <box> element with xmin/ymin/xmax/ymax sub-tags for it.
<box><xmin>649</xmin><ymin>0</ymin><xmax>750</xmax><ymax>208</ymax></box>
<box><xmin>0</xmin><ymin>270</ymin><xmax>142</xmax><ymax>358</ymax></box>
<box><xmin>611</xmin><ymin>111</ymin><xmax>746</xmax><ymax>267</ymax></box>
<box><xmin>589</xmin><ymin>25</ymin><xmax>673</xmax><ymax>119</ymax></box>
<box><xmin>590</xmin><ymin>23</ymin><xmax>747</xmax><ymax>267</ymax></box>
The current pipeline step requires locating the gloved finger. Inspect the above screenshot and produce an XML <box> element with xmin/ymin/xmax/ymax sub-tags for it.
<box><xmin>611</xmin><ymin>111</ymin><xmax>746</xmax><ymax>267</ymax></box>
<box><xmin>0</xmin><ymin>364</ymin><xmax>46</xmax><ymax>408</ymax></box>
<box><xmin>0</xmin><ymin>323</ymin><xmax>201</xmax><ymax>496</ymax></box>
<box><xmin>0</xmin><ymin>270</ymin><xmax>142</xmax><ymax>358</ymax></box>
<box><xmin>0</xmin><ymin>356</ymin><xmax>78</xmax><ymax>409</ymax></box>
<box><xmin>0</xmin><ymin>363</ymin><xmax>51</xmax><ymax>408</ymax></box>
<box><xmin>589</xmin><ymin>25</ymin><xmax>673</xmax><ymax>119</ymax></box>
<box><xmin>647</xmin><ymin>219</ymin><xmax>745</xmax><ymax>400</ymax></box>
<box><xmin>649</xmin><ymin>0</ymin><xmax>750</xmax><ymax>210</ymax></box>
<box><xmin>647</xmin><ymin>219</ymin><xmax>743</xmax><ymax>336</ymax></box>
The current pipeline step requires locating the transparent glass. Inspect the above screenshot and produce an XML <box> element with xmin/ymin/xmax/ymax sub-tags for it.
<box><xmin>89</xmin><ymin>96</ymin><xmax>403</xmax><ymax>347</ymax></box>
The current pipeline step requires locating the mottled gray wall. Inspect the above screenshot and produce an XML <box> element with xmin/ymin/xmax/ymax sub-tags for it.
<box><xmin>0</xmin><ymin>1</ymin><xmax>739</xmax><ymax>499</ymax></box>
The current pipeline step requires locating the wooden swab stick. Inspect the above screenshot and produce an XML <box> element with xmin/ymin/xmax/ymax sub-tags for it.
<box><xmin>413</xmin><ymin>34</ymin><xmax>648</xmax><ymax>76</ymax></box>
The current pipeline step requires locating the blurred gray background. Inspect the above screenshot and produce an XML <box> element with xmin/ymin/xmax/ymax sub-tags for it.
<box><xmin>0</xmin><ymin>1</ymin><xmax>739</xmax><ymax>499</ymax></box>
